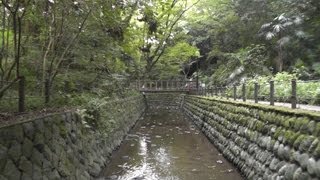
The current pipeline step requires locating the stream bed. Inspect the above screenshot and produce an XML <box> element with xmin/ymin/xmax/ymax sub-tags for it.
<box><xmin>99</xmin><ymin>110</ymin><xmax>243</xmax><ymax>180</ymax></box>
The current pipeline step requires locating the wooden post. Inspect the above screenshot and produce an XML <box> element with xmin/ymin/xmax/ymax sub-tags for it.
<box><xmin>242</xmin><ymin>83</ymin><xmax>246</xmax><ymax>102</ymax></box>
<box><xmin>149</xmin><ymin>81</ymin><xmax>152</xmax><ymax>89</ymax></box>
<box><xmin>18</xmin><ymin>76</ymin><xmax>25</xmax><ymax>112</ymax></box>
<box><xmin>166</xmin><ymin>81</ymin><xmax>169</xmax><ymax>90</ymax></box>
<box><xmin>171</xmin><ymin>81</ymin><xmax>174</xmax><ymax>90</ymax></box>
<box><xmin>291</xmin><ymin>79</ymin><xmax>297</xmax><ymax>109</ymax></box>
<box><xmin>156</xmin><ymin>81</ymin><xmax>158</xmax><ymax>90</ymax></box>
<box><xmin>161</xmin><ymin>81</ymin><xmax>163</xmax><ymax>90</ymax></box>
<box><xmin>270</xmin><ymin>80</ymin><xmax>274</xmax><ymax>106</ymax></box>
<box><xmin>254</xmin><ymin>82</ymin><xmax>259</xmax><ymax>103</ymax></box>
<box><xmin>233</xmin><ymin>85</ymin><xmax>237</xmax><ymax>101</ymax></box>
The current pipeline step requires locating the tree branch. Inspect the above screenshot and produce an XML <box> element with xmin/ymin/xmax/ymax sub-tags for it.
<box><xmin>148</xmin><ymin>0</ymin><xmax>201</xmax><ymax>71</ymax></box>
<box><xmin>50</xmin><ymin>9</ymin><xmax>92</xmax><ymax>82</ymax></box>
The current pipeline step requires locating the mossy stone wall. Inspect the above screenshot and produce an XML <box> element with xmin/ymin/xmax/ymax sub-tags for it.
<box><xmin>144</xmin><ymin>93</ymin><xmax>185</xmax><ymax>109</ymax></box>
<box><xmin>0</xmin><ymin>95</ymin><xmax>145</xmax><ymax>180</ymax></box>
<box><xmin>183</xmin><ymin>95</ymin><xmax>320</xmax><ymax>180</ymax></box>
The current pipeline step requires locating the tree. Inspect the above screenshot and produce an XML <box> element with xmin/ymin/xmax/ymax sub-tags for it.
<box><xmin>29</xmin><ymin>0</ymin><xmax>92</xmax><ymax>103</ymax></box>
<box><xmin>259</xmin><ymin>13</ymin><xmax>304</xmax><ymax>72</ymax></box>
<box><xmin>152</xmin><ymin>42</ymin><xmax>199</xmax><ymax>79</ymax></box>
<box><xmin>0</xmin><ymin>0</ymin><xmax>31</xmax><ymax>99</ymax></box>
<box><xmin>134</xmin><ymin>0</ymin><xmax>200</xmax><ymax>78</ymax></box>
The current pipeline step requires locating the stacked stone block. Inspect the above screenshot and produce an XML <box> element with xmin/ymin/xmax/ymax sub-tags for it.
<box><xmin>183</xmin><ymin>96</ymin><xmax>320</xmax><ymax>180</ymax></box>
<box><xmin>0</xmin><ymin>95</ymin><xmax>145</xmax><ymax>180</ymax></box>
<box><xmin>145</xmin><ymin>93</ymin><xmax>185</xmax><ymax>109</ymax></box>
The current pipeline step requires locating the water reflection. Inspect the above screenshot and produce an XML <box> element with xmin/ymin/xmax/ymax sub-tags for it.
<box><xmin>99</xmin><ymin>110</ymin><xmax>243</xmax><ymax>180</ymax></box>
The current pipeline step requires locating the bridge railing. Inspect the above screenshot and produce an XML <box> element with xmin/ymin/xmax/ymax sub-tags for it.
<box><xmin>131</xmin><ymin>80</ymin><xmax>198</xmax><ymax>92</ymax></box>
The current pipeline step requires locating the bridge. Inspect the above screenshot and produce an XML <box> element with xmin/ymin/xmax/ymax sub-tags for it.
<box><xmin>131</xmin><ymin>80</ymin><xmax>199</xmax><ymax>93</ymax></box>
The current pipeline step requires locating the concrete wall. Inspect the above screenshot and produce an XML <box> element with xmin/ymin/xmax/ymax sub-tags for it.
<box><xmin>0</xmin><ymin>95</ymin><xmax>145</xmax><ymax>180</ymax></box>
<box><xmin>183</xmin><ymin>95</ymin><xmax>320</xmax><ymax>180</ymax></box>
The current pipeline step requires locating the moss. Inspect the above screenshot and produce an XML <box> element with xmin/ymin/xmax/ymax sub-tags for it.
<box><xmin>312</xmin><ymin>123</ymin><xmax>320</xmax><ymax>136</ymax></box>
<box><xmin>312</xmin><ymin>143</ymin><xmax>320</xmax><ymax>159</ymax></box>
<box><xmin>194</xmin><ymin>96</ymin><xmax>320</xmax><ymax>120</ymax></box>
<box><xmin>56</xmin><ymin>119</ymin><xmax>68</xmax><ymax>138</ymax></box>
<box><xmin>274</xmin><ymin>127</ymin><xmax>283</xmax><ymax>140</ymax></box>
<box><xmin>278</xmin><ymin>129</ymin><xmax>286</xmax><ymax>142</ymax></box>
<box><xmin>308</xmin><ymin>139</ymin><xmax>319</xmax><ymax>153</ymax></box>
<box><xmin>265</xmin><ymin>112</ymin><xmax>274</xmax><ymax>124</ymax></box>
<box><xmin>284</xmin><ymin>130</ymin><xmax>299</xmax><ymax>146</ymax></box>
<box><xmin>293</xmin><ymin>134</ymin><xmax>306</xmax><ymax>150</ymax></box>
<box><xmin>283</xmin><ymin>117</ymin><xmax>295</xmax><ymax>129</ymax></box>
<box><xmin>293</xmin><ymin>117</ymin><xmax>309</xmax><ymax>132</ymax></box>
<box><xmin>258</xmin><ymin>111</ymin><xmax>265</xmax><ymax>121</ymax></box>
<box><xmin>299</xmin><ymin>118</ymin><xmax>311</xmax><ymax>134</ymax></box>
<box><xmin>299</xmin><ymin>136</ymin><xmax>316</xmax><ymax>152</ymax></box>
<box><xmin>307</xmin><ymin>121</ymin><xmax>316</xmax><ymax>134</ymax></box>
<box><xmin>255</xmin><ymin>121</ymin><xmax>265</xmax><ymax>132</ymax></box>
<box><xmin>261</xmin><ymin>124</ymin><xmax>270</xmax><ymax>135</ymax></box>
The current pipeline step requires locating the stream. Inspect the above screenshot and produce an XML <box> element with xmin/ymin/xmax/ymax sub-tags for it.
<box><xmin>99</xmin><ymin>110</ymin><xmax>243</xmax><ymax>180</ymax></box>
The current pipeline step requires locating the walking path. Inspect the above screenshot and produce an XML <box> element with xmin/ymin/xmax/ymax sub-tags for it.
<box><xmin>234</xmin><ymin>99</ymin><xmax>320</xmax><ymax>112</ymax></box>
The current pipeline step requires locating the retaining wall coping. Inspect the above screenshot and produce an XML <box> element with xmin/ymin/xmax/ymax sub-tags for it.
<box><xmin>191</xmin><ymin>96</ymin><xmax>320</xmax><ymax>120</ymax></box>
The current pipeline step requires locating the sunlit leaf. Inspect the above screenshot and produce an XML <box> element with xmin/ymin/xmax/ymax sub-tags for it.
<box><xmin>273</xmin><ymin>24</ymin><xmax>283</xmax><ymax>33</ymax></box>
<box><xmin>261</xmin><ymin>22</ymin><xmax>272</xmax><ymax>29</ymax></box>
<box><xmin>265</xmin><ymin>32</ymin><xmax>275</xmax><ymax>40</ymax></box>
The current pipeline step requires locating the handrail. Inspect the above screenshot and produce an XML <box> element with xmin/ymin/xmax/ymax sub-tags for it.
<box><xmin>131</xmin><ymin>80</ymin><xmax>198</xmax><ymax>91</ymax></box>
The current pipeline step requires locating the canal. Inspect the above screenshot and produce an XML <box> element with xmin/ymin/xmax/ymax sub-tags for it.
<box><xmin>99</xmin><ymin>110</ymin><xmax>244</xmax><ymax>180</ymax></box>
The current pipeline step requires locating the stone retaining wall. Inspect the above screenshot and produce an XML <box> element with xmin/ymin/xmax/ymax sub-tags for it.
<box><xmin>144</xmin><ymin>93</ymin><xmax>185</xmax><ymax>109</ymax></box>
<box><xmin>183</xmin><ymin>95</ymin><xmax>320</xmax><ymax>180</ymax></box>
<box><xmin>0</xmin><ymin>95</ymin><xmax>145</xmax><ymax>180</ymax></box>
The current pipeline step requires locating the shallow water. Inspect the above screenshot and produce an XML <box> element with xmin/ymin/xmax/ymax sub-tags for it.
<box><xmin>99</xmin><ymin>110</ymin><xmax>244</xmax><ymax>180</ymax></box>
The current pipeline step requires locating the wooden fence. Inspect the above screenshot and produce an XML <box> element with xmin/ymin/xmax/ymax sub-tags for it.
<box><xmin>198</xmin><ymin>79</ymin><xmax>320</xmax><ymax>109</ymax></box>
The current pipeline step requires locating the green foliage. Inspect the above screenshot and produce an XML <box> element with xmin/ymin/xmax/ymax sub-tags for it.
<box><xmin>77</xmin><ymin>95</ymin><xmax>142</xmax><ymax>136</ymax></box>
<box><xmin>1</xmin><ymin>0</ymin><xmax>320</xmax><ymax>114</ymax></box>
<box><xmin>184</xmin><ymin>0</ymin><xmax>320</xmax><ymax>84</ymax></box>
<box><xmin>313</xmin><ymin>63</ymin><xmax>320</xmax><ymax>76</ymax></box>
<box><xmin>154</xmin><ymin>42</ymin><xmax>199</xmax><ymax>79</ymax></box>
<box><xmin>206</xmin><ymin>44</ymin><xmax>270</xmax><ymax>85</ymax></box>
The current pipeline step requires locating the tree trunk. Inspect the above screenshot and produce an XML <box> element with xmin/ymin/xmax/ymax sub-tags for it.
<box><xmin>275</xmin><ymin>45</ymin><xmax>283</xmax><ymax>72</ymax></box>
